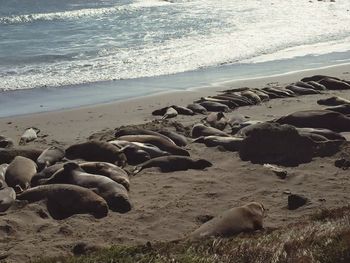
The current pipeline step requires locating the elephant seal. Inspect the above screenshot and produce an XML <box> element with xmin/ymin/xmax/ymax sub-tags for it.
<box><xmin>0</xmin><ymin>164</ymin><xmax>8</xmax><ymax>183</ymax></box>
<box><xmin>133</xmin><ymin>155</ymin><xmax>212</xmax><ymax>174</ymax></box>
<box><xmin>0</xmin><ymin>186</ymin><xmax>16</xmax><ymax>212</ymax></box>
<box><xmin>65</xmin><ymin>141</ymin><xmax>127</xmax><ymax>167</ymax></box>
<box><xmin>46</xmin><ymin>162</ymin><xmax>131</xmax><ymax>213</ymax></box>
<box><xmin>115</xmin><ymin>128</ymin><xmax>175</xmax><ymax>144</ymax></box>
<box><xmin>240</xmin><ymin>90</ymin><xmax>261</xmax><ymax>104</ymax></box>
<box><xmin>19</xmin><ymin>128</ymin><xmax>39</xmax><ymax>145</ymax></box>
<box><xmin>5</xmin><ymin>156</ymin><xmax>37</xmax><ymax>191</ymax></box>
<box><xmin>162</xmin><ymin>107</ymin><xmax>178</xmax><ymax>119</ymax></box>
<box><xmin>204</xmin><ymin>112</ymin><xmax>228</xmax><ymax>131</ymax></box>
<box><xmin>262</xmin><ymin>87</ymin><xmax>295</xmax><ymax>97</ymax></box>
<box><xmin>317</xmin><ymin>96</ymin><xmax>350</xmax><ymax>106</ymax></box>
<box><xmin>232</xmin><ymin>121</ymin><xmax>263</xmax><ymax>136</ymax></box>
<box><xmin>305</xmin><ymin>81</ymin><xmax>326</xmax><ymax>90</ymax></box>
<box><xmin>187</xmin><ymin>103</ymin><xmax>207</xmax><ymax>114</ymax></box>
<box><xmin>80</xmin><ymin>162</ymin><xmax>130</xmax><ymax>191</ymax></box>
<box><xmin>188</xmin><ymin>202</ymin><xmax>265</xmax><ymax>240</ymax></box>
<box><xmin>198</xmin><ymin>97</ymin><xmax>238</xmax><ymax>108</ymax></box>
<box><xmin>300</xmin><ymin>75</ymin><xmax>337</xmax><ymax>82</ymax></box>
<box><xmin>31</xmin><ymin>163</ymin><xmax>65</xmax><ymax>186</ymax></box>
<box><xmin>171</xmin><ymin>105</ymin><xmax>194</xmax><ymax>115</ymax></box>
<box><xmin>325</xmin><ymin>104</ymin><xmax>350</xmax><ymax>115</ymax></box>
<box><xmin>36</xmin><ymin>146</ymin><xmax>65</xmax><ymax>171</ymax></box>
<box><xmin>113</xmin><ymin>145</ymin><xmax>150</xmax><ymax>165</ymax></box>
<box><xmin>250</xmin><ymin>89</ymin><xmax>270</xmax><ymax>101</ymax></box>
<box><xmin>109</xmin><ymin>140</ymin><xmax>170</xmax><ymax>158</ymax></box>
<box><xmin>285</xmin><ymin>85</ymin><xmax>320</xmax><ymax>95</ymax></box>
<box><xmin>275</xmin><ymin>110</ymin><xmax>350</xmax><ymax>132</ymax></box>
<box><xmin>293</xmin><ymin>81</ymin><xmax>322</xmax><ymax>91</ymax></box>
<box><xmin>0</xmin><ymin>136</ymin><xmax>14</xmax><ymax>149</ymax></box>
<box><xmin>117</xmin><ymin>135</ymin><xmax>190</xmax><ymax>156</ymax></box>
<box><xmin>210</xmin><ymin>94</ymin><xmax>251</xmax><ymax>106</ymax></box>
<box><xmin>193</xmin><ymin>136</ymin><xmax>243</xmax><ymax>151</ymax></box>
<box><xmin>158</xmin><ymin>130</ymin><xmax>188</xmax><ymax>147</ymax></box>
<box><xmin>0</xmin><ymin>148</ymin><xmax>43</xmax><ymax>164</ymax></box>
<box><xmin>319</xmin><ymin>78</ymin><xmax>350</xmax><ymax>90</ymax></box>
<box><xmin>17</xmin><ymin>184</ymin><xmax>109</xmax><ymax>219</ymax></box>
<box><xmin>191</xmin><ymin>124</ymin><xmax>230</xmax><ymax>138</ymax></box>
<box><xmin>296</xmin><ymin>128</ymin><xmax>346</xmax><ymax>141</ymax></box>
<box><xmin>199</xmin><ymin>101</ymin><xmax>230</xmax><ymax>112</ymax></box>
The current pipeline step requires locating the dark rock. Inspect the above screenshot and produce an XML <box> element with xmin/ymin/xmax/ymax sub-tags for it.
<box><xmin>288</xmin><ymin>194</ymin><xmax>308</xmax><ymax>210</ymax></box>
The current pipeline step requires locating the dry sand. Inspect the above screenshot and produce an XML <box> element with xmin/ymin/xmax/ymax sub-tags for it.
<box><xmin>0</xmin><ymin>64</ymin><xmax>350</xmax><ymax>262</ymax></box>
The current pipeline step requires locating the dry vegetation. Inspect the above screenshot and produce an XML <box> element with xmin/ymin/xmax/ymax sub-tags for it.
<box><xmin>34</xmin><ymin>206</ymin><xmax>350</xmax><ymax>263</ymax></box>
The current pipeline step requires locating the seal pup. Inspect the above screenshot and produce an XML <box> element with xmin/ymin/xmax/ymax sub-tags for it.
<box><xmin>317</xmin><ymin>96</ymin><xmax>350</xmax><ymax>106</ymax></box>
<box><xmin>0</xmin><ymin>136</ymin><xmax>14</xmax><ymax>149</ymax></box>
<box><xmin>191</xmin><ymin>124</ymin><xmax>230</xmax><ymax>138</ymax></box>
<box><xmin>65</xmin><ymin>141</ymin><xmax>127</xmax><ymax>167</ymax></box>
<box><xmin>36</xmin><ymin>146</ymin><xmax>65</xmax><ymax>171</ymax></box>
<box><xmin>46</xmin><ymin>162</ymin><xmax>131</xmax><ymax>213</ymax></box>
<box><xmin>5</xmin><ymin>156</ymin><xmax>37</xmax><ymax>191</ymax></box>
<box><xmin>275</xmin><ymin>110</ymin><xmax>350</xmax><ymax>132</ymax></box>
<box><xmin>186</xmin><ymin>103</ymin><xmax>207</xmax><ymax>114</ymax></box>
<box><xmin>117</xmin><ymin>135</ymin><xmax>190</xmax><ymax>156</ymax></box>
<box><xmin>162</xmin><ymin>107</ymin><xmax>178</xmax><ymax>119</ymax></box>
<box><xmin>199</xmin><ymin>101</ymin><xmax>230</xmax><ymax>112</ymax></box>
<box><xmin>19</xmin><ymin>127</ymin><xmax>40</xmax><ymax>145</ymax></box>
<box><xmin>188</xmin><ymin>202</ymin><xmax>265</xmax><ymax>240</ymax></box>
<box><xmin>133</xmin><ymin>155</ymin><xmax>212</xmax><ymax>174</ymax></box>
<box><xmin>204</xmin><ymin>112</ymin><xmax>228</xmax><ymax>131</ymax></box>
<box><xmin>17</xmin><ymin>184</ymin><xmax>109</xmax><ymax>219</ymax></box>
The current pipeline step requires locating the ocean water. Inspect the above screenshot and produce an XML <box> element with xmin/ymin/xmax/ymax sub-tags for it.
<box><xmin>0</xmin><ymin>0</ymin><xmax>350</xmax><ymax>116</ymax></box>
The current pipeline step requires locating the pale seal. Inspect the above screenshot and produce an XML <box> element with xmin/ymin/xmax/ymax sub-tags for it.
<box><xmin>188</xmin><ymin>202</ymin><xmax>265</xmax><ymax>240</ymax></box>
<box><xmin>36</xmin><ymin>146</ymin><xmax>65</xmax><ymax>170</ymax></box>
<box><xmin>5</xmin><ymin>156</ymin><xmax>37</xmax><ymax>191</ymax></box>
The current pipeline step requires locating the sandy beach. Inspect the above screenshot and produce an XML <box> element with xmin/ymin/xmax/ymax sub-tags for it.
<box><xmin>0</xmin><ymin>64</ymin><xmax>350</xmax><ymax>262</ymax></box>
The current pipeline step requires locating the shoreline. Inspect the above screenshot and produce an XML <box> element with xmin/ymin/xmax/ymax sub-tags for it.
<box><xmin>0</xmin><ymin>63</ymin><xmax>349</xmax><ymax>145</ymax></box>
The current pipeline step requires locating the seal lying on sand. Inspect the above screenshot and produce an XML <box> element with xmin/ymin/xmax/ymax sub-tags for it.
<box><xmin>275</xmin><ymin>110</ymin><xmax>350</xmax><ymax>132</ymax></box>
<box><xmin>204</xmin><ymin>112</ymin><xmax>228</xmax><ymax>131</ymax></box>
<box><xmin>158</xmin><ymin>130</ymin><xmax>188</xmax><ymax>147</ymax></box>
<box><xmin>188</xmin><ymin>202</ymin><xmax>265</xmax><ymax>240</ymax></box>
<box><xmin>65</xmin><ymin>141</ymin><xmax>127</xmax><ymax>167</ymax></box>
<box><xmin>45</xmin><ymin>162</ymin><xmax>131</xmax><ymax>213</ymax></box>
<box><xmin>0</xmin><ymin>148</ymin><xmax>43</xmax><ymax>164</ymax></box>
<box><xmin>109</xmin><ymin>140</ymin><xmax>170</xmax><ymax>158</ymax></box>
<box><xmin>5</xmin><ymin>156</ymin><xmax>37</xmax><ymax>191</ymax></box>
<box><xmin>0</xmin><ymin>185</ymin><xmax>16</xmax><ymax>212</ymax></box>
<box><xmin>133</xmin><ymin>155</ymin><xmax>212</xmax><ymax>174</ymax></box>
<box><xmin>17</xmin><ymin>184</ymin><xmax>108</xmax><ymax>219</ymax></box>
<box><xmin>36</xmin><ymin>146</ymin><xmax>65</xmax><ymax>171</ymax></box>
<box><xmin>186</xmin><ymin>103</ymin><xmax>207</xmax><ymax>114</ymax></box>
<box><xmin>325</xmin><ymin>104</ymin><xmax>350</xmax><ymax>115</ymax></box>
<box><xmin>0</xmin><ymin>136</ymin><xmax>14</xmax><ymax>149</ymax></box>
<box><xmin>193</xmin><ymin>136</ymin><xmax>243</xmax><ymax>152</ymax></box>
<box><xmin>115</xmin><ymin>128</ymin><xmax>175</xmax><ymax>144</ymax></box>
<box><xmin>317</xmin><ymin>96</ymin><xmax>350</xmax><ymax>106</ymax></box>
<box><xmin>191</xmin><ymin>124</ymin><xmax>230</xmax><ymax>138</ymax></box>
<box><xmin>117</xmin><ymin>135</ymin><xmax>190</xmax><ymax>156</ymax></box>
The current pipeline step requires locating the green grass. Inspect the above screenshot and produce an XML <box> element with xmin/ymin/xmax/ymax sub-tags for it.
<box><xmin>33</xmin><ymin>206</ymin><xmax>350</xmax><ymax>263</ymax></box>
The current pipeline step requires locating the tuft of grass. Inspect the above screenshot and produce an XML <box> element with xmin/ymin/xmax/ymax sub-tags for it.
<box><xmin>33</xmin><ymin>206</ymin><xmax>350</xmax><ymax>263</ymax></box>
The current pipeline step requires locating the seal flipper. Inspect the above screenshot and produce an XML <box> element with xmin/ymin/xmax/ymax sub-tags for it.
<box><xmin>46</xmin><ymin>198</ymin><xmax>72</xmax><ymax>220</ymax></box>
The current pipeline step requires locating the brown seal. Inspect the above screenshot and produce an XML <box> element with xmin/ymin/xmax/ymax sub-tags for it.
<box><xmin>186</xmin><ymin>103</ymin><xmax>207</xmax><ymax>114</ymax></box>
<box><xmin>191</xmin><ymin>123</ymin><xmax>230</xmax><ymax>138</ymax></box>
<box><xmin>5</xmin><ymin>156</ymin><xmax>37</xmax><ymax>191</ymax></box>
<box><xmin>317</xmin><ymin>96</ymin><xmax>350</xmax><ymax>106</ymax></box>
<box><xmin>133</xmin><ymin>155</ymin><xmax>212</xmax><ymax>174</ymax></box>
<box><xmin>17</xmin><ymin>184</ymin><xmax>108</xmax><ymax>219</ymax></box>
<box><xmin>45</xmin><ymin>162</ymin><xmax>131</xmax><ymax>213</ymax></box>
<box><xmin>0</xmin><ymin>148</ymin><xmax>43</xmax><ymax>164</ymax></box>
<box><xmin>36</xmin><ymin>146</ymin><xmax>65</xmax><ymax>170</ymax></box>
<box><xmin>158</xmin><ymin>130</ymin><xmax>188</xmax><ymax>147</ymax></box>
<box><xmin>65</xmin><ymin>141</ymin><xmax>127</xmax><ymax>167</ymax></box>
<box><xmin>204</xmin><ymin>112</ymin><xmax>228</xmax><ymax>131</ymax></box>
<box><xmin>276</xmin><ymin>110</ymin><xmax>350</xmax><ymax>132</ymax></box>
<box><xmin>115</xmin><ymin>128</ymin><xmax>175</xmax><ymax>144</ymax></box>
<box><xmin>79</xmin><ymin>162</ymin><xmax>130</xmax><ymax>191</ymax></box>
<box><xmin>188</xmin><ymin>202</ymin><xmax>265</xmax><ymax>240</ymax></box>
<box><xmin>0</xmin><ymin>186</ymin><xmax>16</xmax><ymax>212</ymax></box>
<box><xmin>193</xmin><ymin>136</ymin><xmax>243</xmax><ymax>151</ymax></box>
<box><xmin>117</xmin><ymin>135</ymin><xmax>190</xmax><ymax>156</ymax></box>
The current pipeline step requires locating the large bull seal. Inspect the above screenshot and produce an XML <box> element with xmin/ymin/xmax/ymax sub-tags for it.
<box><xmin>5</xmin><ymin>156</ymin><xmax>37</xmax><ymax>191</ymax></box>
<box><xmin>65</xmin><ymin>141</ymin><xmax>127</xmax><ymax>167</ymax></box>
<box><xmin>275</xmin><ymin>110</ymin><xmax>350</xmax><ymax>132</ymax></box>
<box><xmin>45</xmin><ymin>162</ymin><xmax>131</xmax><ymax>213</ymax></box>
<box><xmin>188</xmin><ymin>202</ymin><xmax>265</xmax><ymax>240</ymax></box>
<box><xmin>17</xmin><ymin>184</ymin><xmax>108</xmax><ymax>219</ymax></box>
<box><xmin>134</xmin><ymin>156</ymin><xmax>212</xmax><ymax>174</ymax></box>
